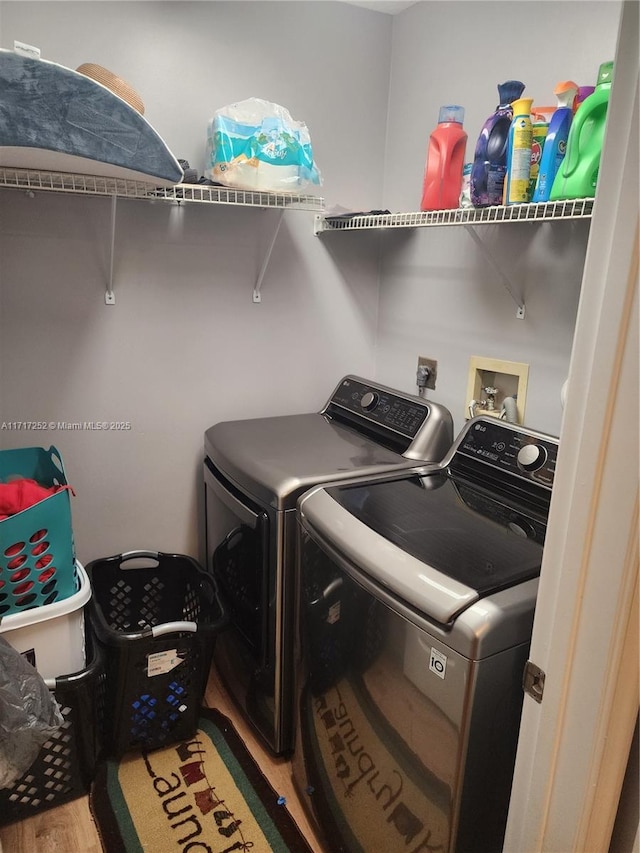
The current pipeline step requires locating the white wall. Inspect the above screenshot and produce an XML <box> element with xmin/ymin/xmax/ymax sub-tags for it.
<box><xmin>0</xmin><ymin>0</ymin><xmax>623</xmax><ymax>564</ymax></box>
<box><xmin>0</xmin><ymin>1</ymin><xmax>392</xmax><ymax>562</ymax></box>
<box><xmin>376</xmin><ymin>0</ymin><xmax>621</xmax><ymax>435</ymax></box>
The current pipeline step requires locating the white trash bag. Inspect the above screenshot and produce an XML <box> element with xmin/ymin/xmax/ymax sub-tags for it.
<box><xmin>0</xmin><ymin>637</ymin><xmax>63</xmax><ymax>789</ymax></box>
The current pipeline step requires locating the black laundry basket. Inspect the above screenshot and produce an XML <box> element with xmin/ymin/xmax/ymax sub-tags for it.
<box><xmin>0</xmin><ymin>630</ymin><xmax>104</xmax><ymax>827</ymax></box>
<box><xmin>86</xmin><ymin>550</ymin><xmax>226</xmax><ymax>758</ymax></box>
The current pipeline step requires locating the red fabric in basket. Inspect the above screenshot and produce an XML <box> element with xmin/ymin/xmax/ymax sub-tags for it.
<box><xmin>0</xmin><ymin>479</ymin><xmax>73</xmax><ymax>521</ymax></box>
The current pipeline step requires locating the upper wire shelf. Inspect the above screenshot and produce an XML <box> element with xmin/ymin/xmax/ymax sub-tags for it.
<box><xmin>315</xmin><ymin>198</ymin><xmax>594</xmax><ymax>233</ymax></box>
<box><xmin>0</xmin><ymin>168</ymin><xmax>325</xmax><ymax>211</ymax></box>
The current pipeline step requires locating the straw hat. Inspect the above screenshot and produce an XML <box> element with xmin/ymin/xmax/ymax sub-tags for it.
<box><xmin>76</xmin><ymin>63</ymin><xmax>145</xmax><ymax>115</ymax></box>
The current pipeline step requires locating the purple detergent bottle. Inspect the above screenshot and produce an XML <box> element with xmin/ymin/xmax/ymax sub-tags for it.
<box><xmin>470</xmin><ymin>80</ymin><xmax>525</xmax><ymax>207</ymax></box>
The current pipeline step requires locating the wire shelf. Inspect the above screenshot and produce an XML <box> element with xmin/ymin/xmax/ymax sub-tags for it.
<box><xmin>0</xmin><ymin>168</ymin><xmax>155</xmax><ymax>198</ymax></box>
<box><xmin>0</xmin><ymin>168</ymin><xmax>324</xmax><ymax>210</ymax></box>
<box><xmin>318</xmin><ymin>199</ymin><xmax>594</xmax><ymax>232</ymax></box>
<box><xmin>153</xmin><ymin>183</ymin><xmax>324</xmax><ymax>210</ymax></box>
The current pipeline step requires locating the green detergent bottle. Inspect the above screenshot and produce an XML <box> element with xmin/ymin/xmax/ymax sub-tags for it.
<box><xmin>550</xmin><ymin>61</ymin><xmax>613</xmax><ymax>200</ymax></box>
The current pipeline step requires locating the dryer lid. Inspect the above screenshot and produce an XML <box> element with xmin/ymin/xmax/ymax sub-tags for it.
<box><xmin>205</xmin><ymin>413</ymin><xmax>410</xmax><ymax>509</ymax></box>
<box><xmin>204</xmin><ymin>376</ymin><xmax>454</xmax><ymax>510</ymax></box>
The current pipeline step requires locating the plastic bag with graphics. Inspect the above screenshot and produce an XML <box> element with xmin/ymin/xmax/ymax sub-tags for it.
<box><xmin>206</xmin><ymin>98</ymin><xmax>322</xmax><ymax>193</ymax></box>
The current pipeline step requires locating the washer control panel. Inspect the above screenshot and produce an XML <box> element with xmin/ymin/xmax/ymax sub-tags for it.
<box><xmin>455</xmin><ymin>418</ymin><xmax>558</xmax><ymax>488</ymax></box>
<box><xmin>326</xmin><ymin>377</ymin><xmax>429</xmax><ymax>439</ymax></box>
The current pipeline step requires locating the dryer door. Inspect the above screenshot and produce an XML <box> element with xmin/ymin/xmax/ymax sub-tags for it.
<box><xmin>204</xmin><ymin>457</ymin><xmax>269</xmax><ymax>656</ymax></box>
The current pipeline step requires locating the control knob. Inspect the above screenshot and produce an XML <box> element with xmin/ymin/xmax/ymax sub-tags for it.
<box><xmin>360</xmin><ymin>391</ymin><xmax>379</xmax><ymax>411</ymax></box>
<box><xmin>517</xmin><ymin>443</ymin><xmax>548</xmax><ymax>472</ymax></box>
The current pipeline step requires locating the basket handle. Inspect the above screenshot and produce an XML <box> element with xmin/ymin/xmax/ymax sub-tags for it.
<box><xmin>310</xmin><ymin>577</ymin><xmax>343</xmax><ymax>608</ymax></box>
<box><xmin>107</xmin><ymin>621</ymin><xmax>199</xmax><ymax>641</ymax></box>
<box><xmin>119</xmin><ymin>550</ymin><xmax>161</xmax><ymax>567</ymax></box>
<box><xmin>113</xmin><ymin>551</ymin><xmax>227</xmax><ymax>635</ymax></box>
<box><xmin>48</xmin><ymin>446</ymin><xmax>66</xmax><ymax>480</ymax></box>
<box><xmin>149</xmin><ymin>621</ymin><xmax>198</xmax><ymax>638</ymax></box>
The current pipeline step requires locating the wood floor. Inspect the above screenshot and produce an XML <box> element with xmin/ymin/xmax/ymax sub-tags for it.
<box><xmin>0</xmin><ymin>665</ymin><xmax>328</xmax><ymax>853</ymax></box>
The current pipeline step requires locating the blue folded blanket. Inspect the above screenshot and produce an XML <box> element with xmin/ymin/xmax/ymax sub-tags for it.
<box><xmin>0</xmin><ymin>50</ymin><xmax>183</xmax><ymax>186</ymax></box>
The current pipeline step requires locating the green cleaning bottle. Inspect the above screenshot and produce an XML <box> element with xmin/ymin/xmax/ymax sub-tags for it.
<box><xmin>550</xmin><ymin>61</ymin><xmax>613</xmax><ymax>200</ymax></box>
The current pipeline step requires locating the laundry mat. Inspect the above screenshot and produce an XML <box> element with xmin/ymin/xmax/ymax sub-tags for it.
<box><xmin>90</xmin><ymin>708</ymin><xmax>313</xmax><ymax>853</ymax></box>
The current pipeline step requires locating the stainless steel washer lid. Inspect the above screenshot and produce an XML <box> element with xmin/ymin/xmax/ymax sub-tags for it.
<box><xmin>205</xmin><ymin>413</ymin><xmax>411</xmax><ymax>510</ymax></box>
<box><xmin>299</xmin><ymin>487</ymin><xmax>478</xmax><ymax>624</ymax></box>
<box><xmin>298</xmin><ymin>475</ymin><xmax>543</xmax><ymax>625</ymax></box>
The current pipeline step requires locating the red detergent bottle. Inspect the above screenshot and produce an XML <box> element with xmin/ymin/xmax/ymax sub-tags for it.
<box><xmin>420</xmin><ymin>105</ymin><xmax>468</xmax><ymax>211</ymax></box>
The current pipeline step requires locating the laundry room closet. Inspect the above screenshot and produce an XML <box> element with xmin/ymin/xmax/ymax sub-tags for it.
<box><xmin>0</xmin><ymin>0</ymin><xmax>622</xmax><ymax>560</ymax></box>
<box><xmin>0</xmin><ymin>1</ymin><xmax>637</xmax><ymax>851</ymax></box>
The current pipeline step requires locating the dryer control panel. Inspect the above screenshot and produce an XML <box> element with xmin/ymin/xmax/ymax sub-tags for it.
<box><xmin>454</xmin><ymin>418</ymin><xmax>559</xmax><ymax>489</ymax></box>
<box><xmin>327</xmin><ymin>376</ymin><xmax>428</xmax><ymax>439</ymax></box>
<box><xmin>321</xmin><ymin>375</ymin><xmax>454</xmax><ymax>462</ymax></box>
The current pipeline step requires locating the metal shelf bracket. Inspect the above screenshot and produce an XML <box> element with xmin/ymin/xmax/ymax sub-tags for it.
<box><xmin>253</xmin><ymin>210</ymin><xmax>285</xmax><ymax>303</ymax></box>
<box><xmin>464</xmin><ymin>224</ymin><xmax>525</xmax><ymax>318</ymax></box>
<box><xmin>105</xmin><ymin>195</ymin><xmax>117</xmax><ymax>305</ymax></box>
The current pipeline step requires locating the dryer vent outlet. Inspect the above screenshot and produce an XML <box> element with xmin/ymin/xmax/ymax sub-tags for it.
<box><xmin>417</xmin><ymin>357</ymin><xmax>438</xmax><ymax>390</ymax></box>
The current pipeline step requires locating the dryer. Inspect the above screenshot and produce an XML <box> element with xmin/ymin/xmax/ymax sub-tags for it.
<box><xmin>203</xmin><ymin>375</ymin><xmax>453</xmax><ymax>755</ymax></box>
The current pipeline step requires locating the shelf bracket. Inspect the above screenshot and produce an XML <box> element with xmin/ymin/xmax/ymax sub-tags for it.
<box><xmin>464</xmin><ymin>224</ymin><xmax>525</xmax><ymax>318</ymax></box>
<box><xmin>253</xmin><ymin>210</ymin><xmax>285</xmax><ymax>303</ymax></box>
<box><xmin>105</xmin><ymin>195</ymin><xmax>117</xmax><ymax>305</ymax></box>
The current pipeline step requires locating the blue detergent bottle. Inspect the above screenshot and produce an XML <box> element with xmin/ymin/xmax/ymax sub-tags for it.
<box><xmin>470</xmin><ymin>80</ymin><xmax>525</xmax><ymax>207</ymax></box>
<box><xmin>532</xmin><ymin>81</ymin><xmax>578</xmax><ymax>203</ymax></box>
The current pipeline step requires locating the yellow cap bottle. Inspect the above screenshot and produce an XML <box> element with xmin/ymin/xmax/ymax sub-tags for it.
<box><xmin>504</xmin><ymin>97</ymin><xmax>534</xmax><ymax>204</ymax></box>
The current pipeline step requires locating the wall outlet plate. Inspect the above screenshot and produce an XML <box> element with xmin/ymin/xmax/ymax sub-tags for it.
<box><xmin>417</xmin><ymin>356</ymin><xmax>438</xmax><ymax>390</ymax></box>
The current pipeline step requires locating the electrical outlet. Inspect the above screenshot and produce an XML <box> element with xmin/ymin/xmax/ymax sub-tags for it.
<box><xmin>417</xmin><ymin>356</ymin><xmax>438</xmax><ymax>390</ymax></box>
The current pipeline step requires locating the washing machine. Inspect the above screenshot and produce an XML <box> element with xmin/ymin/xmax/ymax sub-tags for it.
<box><xmin>293</xmin><ymin>416</ymin><xmax>558</xmax><ymax>852</ymax></box>
<box><xmin>203</xmin><ymin>375</ymin><xmax>453</xmax><ymax>755</ymax></box>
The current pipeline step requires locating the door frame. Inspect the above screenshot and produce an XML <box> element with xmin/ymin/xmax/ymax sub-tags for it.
<box><xmin>504</xmin><ymin>3</ymin><xmax>639</xmax><ymax>851</ymax></box>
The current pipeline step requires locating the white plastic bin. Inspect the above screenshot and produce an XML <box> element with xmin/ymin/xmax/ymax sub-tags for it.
<box><xmin>0</xmin><ymin>561</ymin><xmax>90</xmax><ymax>679</ymax></box>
